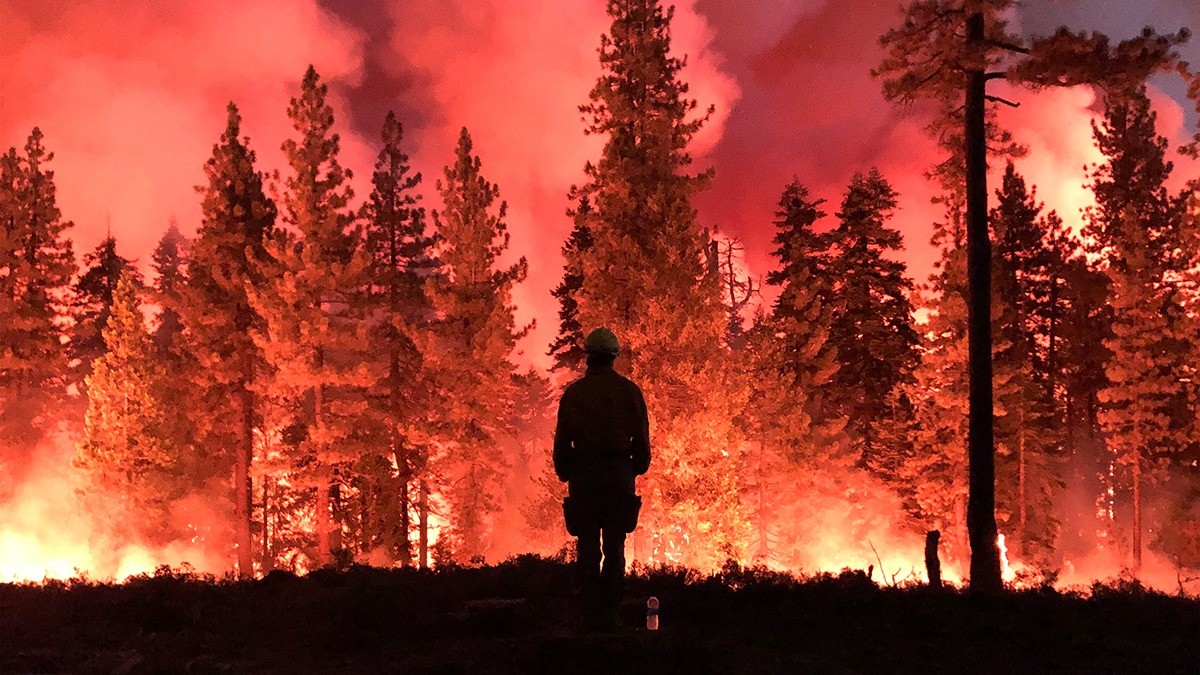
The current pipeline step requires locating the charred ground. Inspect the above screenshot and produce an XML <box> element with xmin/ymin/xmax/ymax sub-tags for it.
<box><xmin>2</xmin><ymin>556</ymin><xmax>1196</xmax><ymax>674</ymax></box>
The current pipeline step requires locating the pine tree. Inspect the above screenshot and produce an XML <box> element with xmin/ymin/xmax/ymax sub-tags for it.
<box><xmin>1055</xmin><ymin>254</ymin><xmax>1113</xmax><ymax>560</ymax></box>
<box><xmin>566</xmin><ymin>0</ymin><xmax>747</xmax><ymax>566</ymax></box>
<box><xmin>899</xmin><ymin>208</ymin><xmax>971</xmax><ymax>563</ymax></box>
<box><xmin>252</xmin><ymin>66</ymin><xmax>372</xmax><ymax>568</ymax></box>
<box><xmin>182</xmin><ymin>103</ymin><xmax>277</xmax><ymax>576</ymax></box>
<box><xmin>990</xmin><ymin>164</ymin><xmax>1070</xmax><ymax>568</ymax></box>
<box><xmin>147</xmin><ymin>222</ymin><xmax>198</xmax><ymax>511</ymax></box>
<box><xmin>876</xmin><ymin>0</ymin><xmax>1185</xmax><ymax>591</ymax></box>
<box><xmin>151</xmin><ymin>221</ymin><xmax>188</xmax><ymax>355</ymax></box>
<box><xmin>424</xmin><ymin>127</ymin><xmax>528</xmax><ymax>563</ymax></box>
<box><xmin>1099</xmin><ymin>210</ymin><xmax>1181</xmax><ymax>571</ymax></box>
<box><xmin>75</xmin><ymin>271</ymin><xmax>177</xmax><ymax>543</ymax></box>
<box><xmin>71</xmin><ymin>235</ymin><xmax>140</xmax><ymax>388</ymax></box>
<box><xmin>359</xmin><ymin>110</ymin><xmax>439</xmax><ymax>566</ymax></box>
<box><xmin>825</xmin><ymin>169</ymin><xmax>918</xmax><ymax>470</ymax></box>
<box><xmin>1089</xmin><ymin>91</ymin><xmax>1194</xmax><ymax>571</ymax></box>
<box><xmin>0</xmin><ymin>129</ymin><xmax>76</xmax><ymax>449</ymax></box>
<box><xmin>548</xmin><ymin>196</ymin><xmax>593</xmax><ymax>372</ymax></box>
<box><xmin>735</xmin><ymin>179</ymin><xmax>843</xmax><ymax>566</ymax></box>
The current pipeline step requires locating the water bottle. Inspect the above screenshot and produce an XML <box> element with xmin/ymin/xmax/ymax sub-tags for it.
<box><xmin>646</xmin><ymin>596</ymin><xmax>659</xmax><ymax>631</ymax></box>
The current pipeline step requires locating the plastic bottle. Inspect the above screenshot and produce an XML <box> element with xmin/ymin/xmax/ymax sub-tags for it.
<box><xmin>646</xmin><ymin>596</ymin><xmax>660</xmax><ymax>631</ymax></box>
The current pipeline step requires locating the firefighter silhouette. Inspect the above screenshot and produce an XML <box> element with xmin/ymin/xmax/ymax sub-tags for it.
<box><xmin>554</xmin><ymin>327</ymin><xmax>650</xmax><ymax>630</ymax></box>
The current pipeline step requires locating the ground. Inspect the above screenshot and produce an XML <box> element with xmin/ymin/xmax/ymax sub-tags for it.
<box><xmin>2</xmin><ymin>557</ymin><xmax>1197</xmax><ymax>674</ymax></box>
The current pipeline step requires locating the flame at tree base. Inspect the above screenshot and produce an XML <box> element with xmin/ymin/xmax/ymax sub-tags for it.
<box><xmin>1</xmin><ymin>431</ymin><xmax>1195</xmax><ymax>596</ymax></box>
<box><xmin>0</xmin><ymin>430</ymin><xmax>226</xmax><ymax>583</ymax></box>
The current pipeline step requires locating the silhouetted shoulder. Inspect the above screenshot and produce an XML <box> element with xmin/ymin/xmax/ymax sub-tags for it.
<box><xmin>613</xmin><ymin>372</ymin><xmax>644</xmax><ymax>400</ymax></box>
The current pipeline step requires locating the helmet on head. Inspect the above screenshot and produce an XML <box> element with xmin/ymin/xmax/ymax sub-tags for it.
<box><xmin>584</xmin><ymin>327</ymin><xmax>620</xmax><ymax>356</ymax></box>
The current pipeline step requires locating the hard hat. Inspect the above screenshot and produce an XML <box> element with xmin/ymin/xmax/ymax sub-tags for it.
<box><xmin>584</xmin><ymin>327</ymin><xmax>620</xmax><ymax>356</ymax></box>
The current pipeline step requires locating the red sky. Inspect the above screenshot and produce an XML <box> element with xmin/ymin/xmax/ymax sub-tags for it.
<box><xmin>2</xmin><ymin>0</ymin><xmax>1196</xmax><ymax>369</ymax></box>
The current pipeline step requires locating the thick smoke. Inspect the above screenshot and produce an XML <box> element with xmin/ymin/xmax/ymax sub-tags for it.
<box><xmin>3</xmin><ymin>1</ymin><xmax>1195</xmax><ymax>358</ymax></box>
<box><xmin>0</xmin><ymin>0</ymin><xmax>371</xmax><ymax>262</ymax></box>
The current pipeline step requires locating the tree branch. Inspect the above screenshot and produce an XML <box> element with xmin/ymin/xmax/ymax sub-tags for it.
<box><xmin>985</xmin><ymin>95</ymin><xmax>1020</xmax><ymax>108</ymax></box>
<box><xmin>986</xmin><ymin>38</ymin><xmax>1030</xmax><ymax>55</ymax></box>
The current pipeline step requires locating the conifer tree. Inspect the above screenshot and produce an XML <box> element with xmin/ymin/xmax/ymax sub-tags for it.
<box><xmin>252</xmin><ymin>66</ymin><xmax>372</xmax><ymax>568</ymax></box>
<box><xmin>0</xmin><ymin>129</ymin><xmax>76</xmax><ymax>448</ymax></box>
<box><xmin>71</xmin><ymin>235</ymin><xmax>139</xmax><ymax>388</ymax></box>
<box><xmin>182</xmin><ymin>103</ymin><xmax>277</xmax><ymax>576</ymax></box>
<box><xmin>762</xmin><ymin>180</ymin><xmax>842</xmax><ymax>458</ymax></box>
<box><xmin>359</xmin><ymin>110</ymin><xmax>439</xmax><ymax>566</ymax></box>
<box><xmin>825</xmin><ymin>169</ymin><xmax>918</xmax><ymax>470</ymax></box>
<box><xmin>424</xmin><ymin>127</ymin><xmax>527</xmax><ymax>563</ymax></box>
<box><xmin>1089</xmin><ymin>91</ymin><xmax>1194</xmax><ymax>571</ymax></box>
<box><xmin>548</xmin><ymin>196</ymin><xmax>593</xmax><ymax>372</ymax></box>
<box><xmin>148</xmin><ymin>222</ymin><xmax>198</xmax><ymax>505</ymax></box>
<box><xmin>898</xmin><ymin>210</ymin><xmax>971</xmax><ymax>560</ymax></box>
<box><xmin>151</xmin><ymin>221</ymin><xmax>188</xmax><ymax>355</ymax></box>
<box><xmin>1100</xmin><ymin>210</ymin><xmax>1182</xmax><ymax>571</ymax></box>
<box><xmin>566</xmin><ymin>0</ymin><xmax>747</xmax><ymax>565</ymax></box>
<box><xmin>736</xmin><ymin>180</ymin><xmax>843</xmax><ymax>565</ymax></box>
<box><xmin>990</xmin><ymin>164</ymin><xmax>1070</xmax><ymax>567</ymax></box>
<box><xmin>76</xmin><ymin>271</ymin><xmax>177</xmax><ymax>543</ymax></box>
<box><xmin>876</xmin><ymin>0</ymin><xmax>1185</xmax><ymax>590</ymax></box>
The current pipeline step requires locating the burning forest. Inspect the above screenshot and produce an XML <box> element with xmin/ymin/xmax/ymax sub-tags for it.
<box><xmin>1</xmin><ymin>0</ymin><xmax>1199</xmax><ymax>606</ymax></box>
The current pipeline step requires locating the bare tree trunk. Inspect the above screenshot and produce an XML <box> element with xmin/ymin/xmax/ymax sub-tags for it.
<box><xmin>262</xmin><ymin>477</ymin><xmax>274</xmax><ymax>572</ymax></box>
<box><xmin>965</xmin><ymin>7</ymin><xmax>1002</xmax><ymax>592</ymax></box>
<box><xmin>418</xmin><ymin>478</ymin><xmax>430</xmax><ymax>569</ymax></box>
<box><xmin>1018</xmin><ymin>414</ymin><xmax>1027</xmax><ymax>559</ymax></box>
<box><xmin>757</xmin><ymin>441</ymin><xmax>767</xmax><ymax>562</ymax></box>
<box><xmin>925</xmin><ymin>530</ymin><xmax>942</xmax><ymax>588</ymax></box>
<box><xmin>235</xmin><ymin>386</ymin><xmax>254</xmax><ymax>578</ymax></box>
<box><xmin>395</xmin><ymin>450</ymin><xmax>412</xmax><ymax>567</ymax></box>
<box><xmin>314</xmin><ymin>363</ymin><xmax>331</xmax><ymax>567</ymax></box>
<box><xmin>360</xmin><ymin>479</ymin><xmax>372</xmax><ymax>555</ymax></box>
<box><xmin>1132</xmin><ymin>453</ymin><xmax>1142</xmax><ymax>572</ymax></box>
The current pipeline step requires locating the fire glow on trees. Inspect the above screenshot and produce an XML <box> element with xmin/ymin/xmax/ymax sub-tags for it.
<box><xmin>2</xmin><ymin>0</ymin><xmax>1199</xmax><ymax>592</ymax></box>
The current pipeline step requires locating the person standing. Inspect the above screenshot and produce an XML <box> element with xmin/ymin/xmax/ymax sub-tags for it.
<box><xmin>554</xmin><ymin>327</ymin><xmax>651</xmax><ymax>630</ymax></box>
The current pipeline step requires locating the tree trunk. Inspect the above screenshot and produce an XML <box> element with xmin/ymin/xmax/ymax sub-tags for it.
<box><xmin>359</xmin><ymin>479</ymin><xmax>372</xmax><ymax>555</ymax></box>
<box><xmin>1018</xmin><ymin>414</ymin><xmax>1027</xmax><ymax>559</ymax></box>
<box><xmin>235</xmin><ymin>386</ymin><xmax>254</xmax><ymax>578</ymax></box>
<box><xmin>757</xmin><ymin>441</ymin><xmax>767</xmax><ymax>563</ymax></box>
<box><xmin>314</xmin><ymin>361</ymin><xmax>332</xmax><ymax>567</ymax></box>
<box><xmin>418</xmin><ymin>478</ymin><xmax>430</xmax><ymax>569</ymax></box>
<box><xmin>925</xmin><ymin>530</ymin><xmax>942</xmax><ymax>588</ymax></box>
<box><xmin>965</xmin><ymin>8</ymin><xmax>1002</xmax><ymax>592</ymax></box>
<box><xmin>396</xmin><ymin>450</ymin><xmax>412</xmax><ymax>567</ymax></box>
<box><xmin>262</xmin><ymin>477</ymin><xmax>274</xmax><ymax>572</ymax></box>
<box><xmin>1132</xmin><ymin>453</ymin><xmax>1142</xmax><ymax>572</ymax></box>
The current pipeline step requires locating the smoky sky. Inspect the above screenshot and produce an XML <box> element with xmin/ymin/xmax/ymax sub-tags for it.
<box><xmin>2</xmin><ymin>0</ymin><xmax>1196</xmax><ymax>368</ymax></box>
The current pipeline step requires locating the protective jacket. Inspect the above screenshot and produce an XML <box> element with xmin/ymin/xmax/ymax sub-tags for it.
<box><xmin>553</xmin><ymin>363</ymin><xmax>650</xmax><ymax>495</ymax></box>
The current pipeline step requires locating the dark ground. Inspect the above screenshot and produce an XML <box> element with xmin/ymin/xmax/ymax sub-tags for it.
<box><xmin>2</xmin><ymin>556</ymin><xmax>1197</xmax><ymax>674</ymax></box>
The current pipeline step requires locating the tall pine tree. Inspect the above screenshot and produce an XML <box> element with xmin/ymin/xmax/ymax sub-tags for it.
<box><xmin>424</xmin><ymin>127</ymin><xmax>527</xmax><ymax>563</ymax></box>
<box><xmin>1089</xmin><ymin>91</ymin><xmax>1193</xmax><ymax>571</ymax></box>
<box><xmin>252</xmin><ymin>66</ymin><xmax>372</xmax><ymax>568</ymax></box>
<box><xmin>76</xmin><ymin>271</ymin><xmax>177</xmax><ymax>544</ymax></box>
<box><xmin>825</xmin><ymin>169</ymin><xmax>918</xmax><ymax>470</ymax></box>
<box><xmin>151</xmin><ymin>221</ymin><xmax>187</xmax><ymax>355</ymax></box>
<box><xmin>0</xmin><ymin>128</ymin><xmax>76</xmax><ymax>451</ymax></box>
<box><xmin>359</xmin><ymin>110</ymin><xmax>440</xmax><ymax>566</ymax></box>
<box><xmin>990</xmin><ymin>163</ymin><xmax>1070</xmax><ymax>568</ymax></box>
<box><xmin>566</xmin><ymin>0</ymin><xmax>746</xmax><ymax>565</ymax></box>
<box><xmin>182</xmin><ymin>103</ymin><xmax>277</xmax><ymax>576</ymax></box>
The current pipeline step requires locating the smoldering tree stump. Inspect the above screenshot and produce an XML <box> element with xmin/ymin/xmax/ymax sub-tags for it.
<box><xmin>925</xmin><ymin>530</ymin><xmax>942</xmax><ymax>588</ymax></box>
